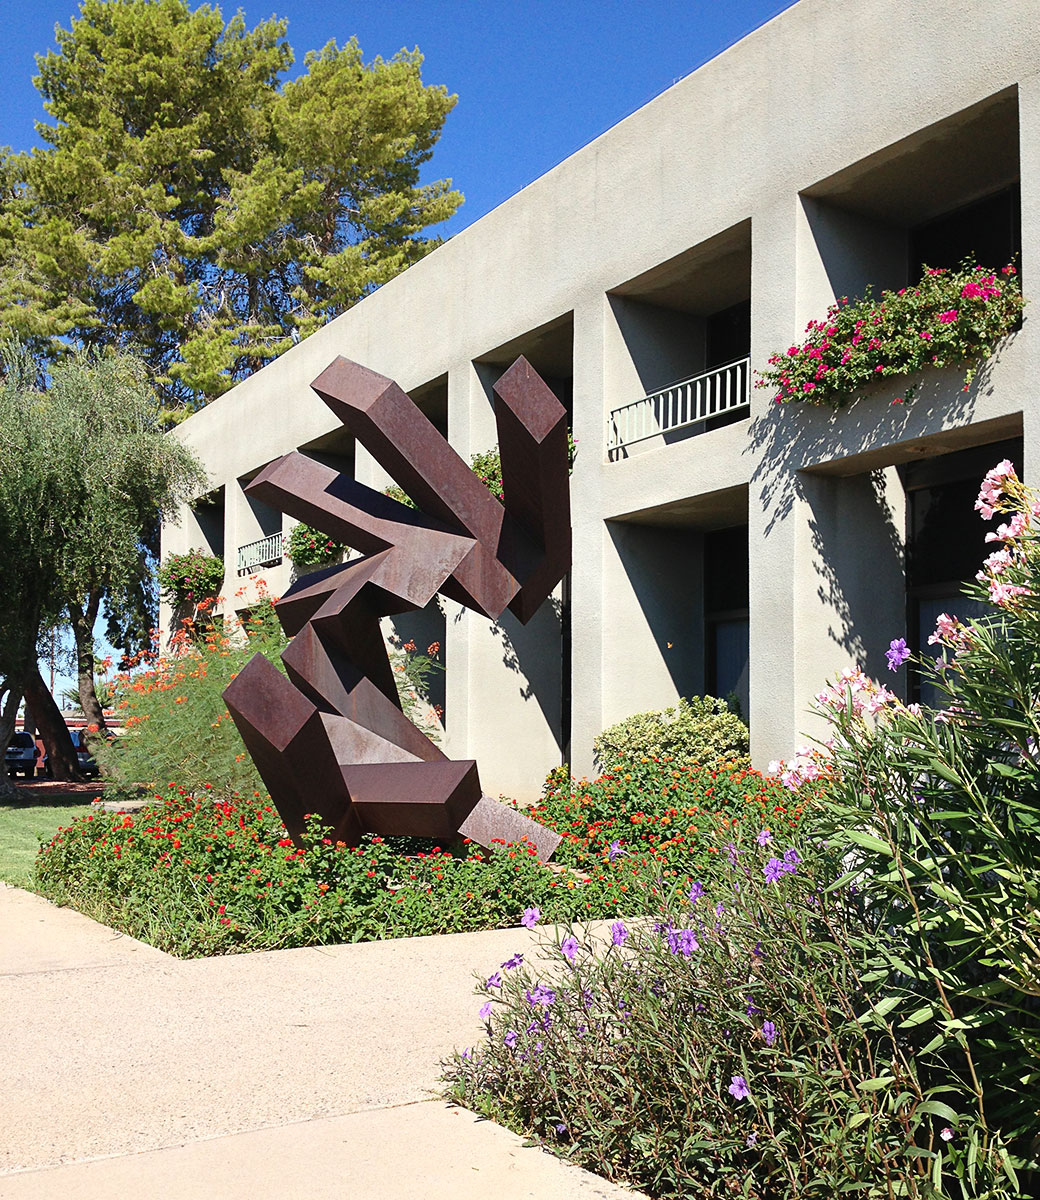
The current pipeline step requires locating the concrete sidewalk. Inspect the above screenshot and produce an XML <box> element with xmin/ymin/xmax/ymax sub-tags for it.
<box><xmin>0</xmin><ymin>886</ymin><xmax>645</xmax><ymax>1199</ymax></box>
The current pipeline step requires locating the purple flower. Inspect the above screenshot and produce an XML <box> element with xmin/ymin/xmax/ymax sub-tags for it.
<box><xmin>607</xmin><ymin>839</ymin><xmax>622</xmax><ymax>862</ymax></box>
<box><xmin>762</xmin><ymin>1020</ymin><xmax>777</xmax><ymax>1047</ymax></box>
<box><xmin>726</xmin><ymin>841</ymin><xmax>739</xmax><ymax>865</ymax></box>
<box><xmin>479</xmin><ymin>1001</ymin><xmax>493</xmax><ymax>1020</ymax></box>
<box><xmin>886</xmin><ymin>637</ymin><xmax>909</xmax><ymax>672</ymax></box>
<box><xmin>525</xmin><ymin>983</ymin><xmax>556</xmax><ymax>1008</ymax></box>
<box><xmin>764</xmin><ymin>857</ymin><xmax>786</xmax><ymax>884</ymax></box>
<box><xmin>504</xmin><ymin>1030</ymin><xmax>518</xmax><ymax>1049</ymax></box>
<box><xmin>783</xmin><ymin>847</ymin><xmax>801</xmax><ymax>869</ymax></box>
<box><xmin>501</xmin><ymin>953</ymin><xmax>524</xmax><ymax>971</ymax></box>
<box><xmin>746</xmin><ymin>997</ymin><xmax>761</xmax><ymax>1016</ymax></box>
<box><xmin>521</xmin><ymin>906</ymin><xmax>540</xmax><ymax>930</ymax></box>
<box><xmin>688</xmin><ymin>880</ymin><xmax>704</xmax><ymax>902</ymax></box>
<box><xmin>560</xmin><ymin>935</ymin><xmax>579</xmax><ymax>963</ymax></box>
<box><xmin>728</xmin><ymin>1075</ymin><xmax>751</xmax><ymax>1101</ymax></box>
<box><xmin>486</xmin><ymin>972</ymin><xmax>502</xmax><ymax>989</ymax></box>
<box><xmin>756</xmin><ymin>828</ymin><xmax>772</xmax><ymax>847</ymax></box>
<box><xmin>555</xmin><ymin>1122</ymin><xmax>567</xmax><ymax>1135</ymax></box>
<box><xmin>611</xmin><ymin>920</ymin><xmax>629</xmax><ymax>946</ymax></box>
<box><xmin>676</xmin><ymin>928</ymin><xmax>699</xmax><ymax>957</ymax></box>
<box><xmin>746</xmin><ymin>1131</ymin><xmax>758</xmax><ymax>1147</ymax></box>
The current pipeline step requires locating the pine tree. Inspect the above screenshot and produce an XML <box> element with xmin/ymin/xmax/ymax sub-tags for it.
<box><xmin>0</xmin><ymin>1</ymin><xmax>461</xmax><ymax>412</ymax></box>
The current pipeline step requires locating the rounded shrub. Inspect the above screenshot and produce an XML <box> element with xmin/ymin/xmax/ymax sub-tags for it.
<box><xmin>593</xmin><ymin>695</ymin><xmax>749</xmax><ymax>773</ymax></box>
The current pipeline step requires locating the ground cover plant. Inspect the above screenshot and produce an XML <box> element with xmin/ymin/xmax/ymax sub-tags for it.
<box><xmin>444</xmin><ymin>462</ymin><xmax>1040</xmax><ymax>1199</ymax></box>
<box><xmin>31</xmin><ymin>755</ymin><xmax>815</xmax><ymax>957</ymax></box>
<box><xmin>756</xmin><ymin>261</ymin><xmax>1024</xmax><ymax>409</ymax></box>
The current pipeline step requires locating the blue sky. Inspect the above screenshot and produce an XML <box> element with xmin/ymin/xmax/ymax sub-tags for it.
<box><xmin>1</xmin><ymin>0</ymin><xmax>795</xmax><ymax>702</ymax></box>
<box><xmin>0</xmin><ymin>0</ymin><xmax>796</xmax><ymax>237</ymax></box>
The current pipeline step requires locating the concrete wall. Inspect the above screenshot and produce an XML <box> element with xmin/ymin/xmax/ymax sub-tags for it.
<box><xmin>164</xmin><ymin>0</ymin><xmax>1040</xmax><ymax>795</ymax></box>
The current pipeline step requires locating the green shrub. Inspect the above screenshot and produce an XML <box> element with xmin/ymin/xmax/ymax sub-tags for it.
<box><xmin>445</xmin><ymin>824</ymin><xmax>1006</xmax><ymax>1198</ymax></box>
<box><xmin>593</xmin><ymin>696</ymin><xmax>749</xmax><ymax>774</ymax></box>
<box><xmin>284</xmin><ymin>522</ymin><xmax>347</xmax><ymax>566</ymax></box>
<box><xmin>156</xmin><ymin>548</ymin><xmax>224</xmax><ymax>607</ymax></box>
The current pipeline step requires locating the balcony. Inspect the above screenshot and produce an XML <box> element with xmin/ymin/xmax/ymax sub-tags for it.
<box><xmin>237</xmin><ymin>532</ymin><xmax>283</xmax><ymax>575</ymax></box>
<box><xmin>608</xmin><ymin>357</ymin><xmax>750</xmax><ymax>458</ymax></box>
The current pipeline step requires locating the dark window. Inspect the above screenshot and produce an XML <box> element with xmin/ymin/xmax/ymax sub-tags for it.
<box><xmin>910</xmin><ymin>186</ymin><xmax>1020</xmax><ymax>278</ymax></box>
<box><xmin>704</xmin><ymin>526</ymin><xmax>749</xmax><ymax>720</ymax></box>
<box><xmin>705</xmin><ymin>299</ymin><xmax>751</xmax><ymax>369</ymax></box>
<box><xmin>901</xmin><ymin>437</ymin><xmax>1021</xmax><ymax>704</ymax></box>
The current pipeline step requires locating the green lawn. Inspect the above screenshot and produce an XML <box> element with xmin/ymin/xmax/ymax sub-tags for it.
<box><xmin>0</xmin><ymin>801</ymin><xmax>91</xmax><ymax>887</ymax></box>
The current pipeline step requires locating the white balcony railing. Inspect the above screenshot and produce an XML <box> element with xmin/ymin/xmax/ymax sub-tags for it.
<box><xmin>607</xmin><ymin>357</ymin><xmax>750</xmax><ymax>456</ymax></box>
<box><xmin>237</xmin><ymin>531</ymin><xmax>283</xmax><ymax>575</ymax></box>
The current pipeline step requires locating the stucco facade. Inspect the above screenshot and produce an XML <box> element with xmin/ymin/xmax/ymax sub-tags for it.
<box><xmin>163</xmin><ymin>0</ymin><xmax>1040</xmax><ymax>800</ymax></box>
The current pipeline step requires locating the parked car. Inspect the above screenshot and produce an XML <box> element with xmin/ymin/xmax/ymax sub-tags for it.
<box><xmin>70</xmin><ymin>729</ymin><xmax>101</xmax><ymax>778</ymax></box>
<box><xmin>5</xmin><ymin>732</ymin><xmax>39</xmax><ymax>778</ymax></box>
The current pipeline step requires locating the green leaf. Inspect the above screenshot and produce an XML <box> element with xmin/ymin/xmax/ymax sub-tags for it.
<box><xmin>898</xmin><ymin>1005</ymin><xmax>936</xmax><ymax>1028</ymax></box>
<box><xmin>845</xmin><ymin>831</ymin><xmax>894</xmax><ymax>857</ymax></box>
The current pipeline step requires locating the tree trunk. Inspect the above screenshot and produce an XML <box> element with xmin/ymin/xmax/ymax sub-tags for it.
<box><xmin>0</xmin><ymin>677</ymin><xmax>23</xmax><ymax>800</ymax></box>
<box><xmin>68</xmin><ymin>592</ymin><xmax>107</xmax><ymax>732</ymax></box>
<box><xmin>23</xmin><ymin>669</ymin><xmax>82</xmax><ymax>781</ymax></box>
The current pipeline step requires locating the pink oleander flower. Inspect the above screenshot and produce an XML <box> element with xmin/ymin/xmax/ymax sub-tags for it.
<box><xmin>985</xmin><ymin>510</ymin><xmax>1028</xmax><ymax>543</ymax></box>
<box><xmin>980</xmin><ymin>548</ymin><xmax>1014</xmax><ymax>576</ymax></box>
<box><xmin>989</xmin><ymin>580</ymin><xmax>1031</xmax><ymax>606</ymax></box>
<box><xmin>975</xmin><ymin>459</ymin><xmax>1017</xmax><ymax>519</ymax></box>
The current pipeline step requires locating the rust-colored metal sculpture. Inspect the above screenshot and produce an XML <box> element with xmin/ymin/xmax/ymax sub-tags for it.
<box><xmin>223</xmin><ymin>356</ymin><xmax>569</xmax><ymax>861</ymax></box>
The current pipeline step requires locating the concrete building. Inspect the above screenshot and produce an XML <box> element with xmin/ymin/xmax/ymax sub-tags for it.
<box><xmin>163</xmin><ymin>0</ymin><xmax>1040</xmax><ymax>800</ymax></box>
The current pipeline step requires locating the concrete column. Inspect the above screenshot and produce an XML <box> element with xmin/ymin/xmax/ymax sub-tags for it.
<box><xmin>439</xmin><ymin>362</ymin><xmax>477</xmax><ymax>764</ymax></box>
<box><xmin>1017</xmin><ymin>73</ymin><xmax>1040</xmax><ymax>481</ymax></box>
<box><xmin>748</xmin><ymin>196</ymin><xmax>802</xmax><ymax>767</ymax></box>
<box><xmin>568</xmin><ymin>297</ymin><xmax>610</xmax><ymax>778</ymax></box>
<box><xmin>750</xmin><ymin>198</ymin><xmax>910</xmax><ymax>766</ymax></box>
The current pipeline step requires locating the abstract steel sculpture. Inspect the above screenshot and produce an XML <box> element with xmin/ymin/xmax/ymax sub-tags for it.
<box><xmin>223</xmin><ymin>355</ymin><xmax>569</xmax><ymax>861</ymax></box>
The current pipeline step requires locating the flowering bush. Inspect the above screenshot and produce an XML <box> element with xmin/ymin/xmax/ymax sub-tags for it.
<box><xmin>756</xmin><ymin>262</ymin><xmax>1024</xmax><ymax>409</ymax></box>
<box><xmin>444</xmin><ymin>824</ymin><xmax>992</xmax><ymax>1198</ymax></box>
<box><xmin>284</xmin><ymin>522</ymin><xmax>347</xmax><ymax>566</ymax></box>
<box><xmin>593</xmin><ymin>696</ymin><xmax>749</xmax><ymax>774</ymax></box>
<box><xmin>763</xmin><ymin>462</ymin><xmax>1040</xmax><ymax>1196</ymax></box>
<box><xmin>95</xmin><ymin>591</ymin><xmax>287</xmax><ymax>800</ymax></box>
<box><xmin>388</xmin><ymin>635</ymin><xmax>444</xmax><ymax>743</ymax></box>
<box><xmin>157</xmin><ymin>548</ymin><xmax>224</xmax><ymax>607</ymax></box>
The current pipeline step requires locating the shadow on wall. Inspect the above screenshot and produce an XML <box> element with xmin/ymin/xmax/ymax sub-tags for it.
<box><xmin>745</xmin><ymin>353</ymin><xmax>1011</xmax><ymax>539</ymax></box>
<box><xmin>605</xmin><ymin>522</ymin><xmax>703</xmax><ymax>699</ymax></box>
<box><xmin>745</xmin><ymin>346</ymin><xmax>1020</xmax><ymax>682</ymax></box>
<box><xmin>803</xmin><ymin>470</ymin><xmax>905</xmax><ymax>675</ymax></box>
<box><xmin>483</xmin><ymin>598</ymin><xmax>565</xmax><ymax>755</ymax></box>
